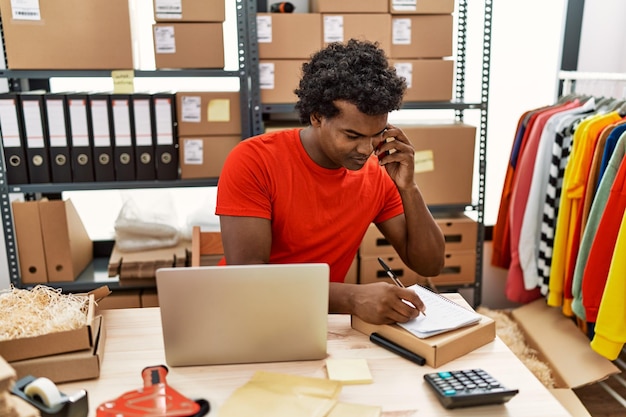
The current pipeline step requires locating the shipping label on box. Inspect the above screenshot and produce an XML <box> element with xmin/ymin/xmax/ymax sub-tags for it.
<box><xmin>154</xmin><ymin>0</ymin><xmax>225</xmax><ymax>22</ymax></box>
<box><xmin>389</xmin><ymin>0</ymin><xmax>454</xmax><ymax>14</ymax></box>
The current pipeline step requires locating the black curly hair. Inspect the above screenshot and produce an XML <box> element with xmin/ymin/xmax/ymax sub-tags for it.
<box><xmin>294</xmin><ymin>39</ymin><xmax>406</xmax><ymax>125</ymax></box>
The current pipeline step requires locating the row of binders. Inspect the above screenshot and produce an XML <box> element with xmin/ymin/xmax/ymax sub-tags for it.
<box><xmin>0</xmin><ymin>91</ymin><xmax>179</xmax><ymax>185</ymax></box>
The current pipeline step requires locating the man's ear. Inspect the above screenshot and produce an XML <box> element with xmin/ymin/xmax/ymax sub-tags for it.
<box><xmin>310</xmin><ymin>112</ymin><xmax>322</xmax><ymax>127</ymax></box>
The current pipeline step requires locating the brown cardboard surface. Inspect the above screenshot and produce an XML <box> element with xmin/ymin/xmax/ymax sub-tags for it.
<box><xmin>344</xmin><ymin>256</ymin><xmax>358</xmax><ymax>285</ymax></box>
<box><xmin>39</xmin><ymin>199</ymin><xmax>93</xmax><ymax>282</ymax></box>
<box><xmin>312</xmin><ymin>0</ymin><xmax>388</xmax><ymax>13</ymax></box>
<box><xmin>141</xmin><ymin>289</ymin><xmax>160</xmax><ymax>308</ymax></box>
<box><xmin>0</xmin><ymin>356</ymin><xmax>15</xmax><ymax>393</ymax></box>
<box><xmin>176</xmin><ymin>91</ymin><xmax>241</xmax><ymax>136</ymax></box>
<box><xmin>0</xmin><ymin>294</ymin><xmax>97</xmax><ymax>362</ymax></box>
<box><xmin>390</xmin><ymin>15</ymin><xmax>453</xmax><ymax>58</ymax></box>
<box><xmin>549</xmin><ymin>389</ymin><xmax>592</xmax><ymax>417</ymax></box>
<box><xmin>260</xmin><ymin>60</ymin><xmax>306</xmax><ymax>104</ymax></box>
<box><xmin>96</xmin><ymin>290</ymin><xmax>141</xmax><ymax>310</ymax></box>
<box><xmin>257</xmin><ymin>13</ymin><xmax>322</xmax><ymax>59</ymax></box>
<box><xmin>322</xmin><ymin>14</ymin><xmax>392</xmax><ymax>55</ymax></box>
<box><xmin>9</xmin><ymin>315</ymin><xmax>105</xmax><ymax>384</ymax></box>
<box><xmin>389</xmin><ymin>0</ymin><xmax>454</xmax><ymax>14</ymax></box>
<box><xmin>108</xmin><ymin>240</ymin><xmax>190</xmax><ymax>279</ymax></box>
<box><xmin>351</xmin><ymin>294</ymin><xmax>495</xmax><ymax>368</ymax></box>
<box><xmin>153</xmin><ymin>23</ymin><xmax>224</xmax><ymax>69</ymax></box>
<box><xmin>12</xmin><ymin>201</ymin><xmax>48</xmax><ymax>284</ymax></box>
<box><xmin>179</xmin><ymin>135</ymin><xmax>241</xmax><ymax>179</ymax></box>
<box><xmin>400</xmin><ymin>122</ymin><xmax>476</xmax><ymax>206</ymax></box>
<box><xmin>0</xmin><ymin>0</ymin><xmax>133</xmax><ymax>69</ymax></box>
<box><xmin>153</xmin><ymin>0</ymin><xmax>225</xmax><ymax>22</ymax></box>
<box><xmin>360</xmin><ymin>223</ymin><xmax>395</xmax><ymax>256</ymax></box>
<box><xmin>390</xmin><ymin>59</ymin><xmax>454</xmax><ymax>102</ymax></box>
<box><xmin>511</xmin><ymin>299</ymin><xmax>620</xmax><ymax>388</ymax></box>
<box><xmin>359</xmin><ymin>255</ymin><xmax>421</xmax><ymax>286</ymax></box>
<box><xmin>435</xmin><ymin>213</ymin><xmax>478</xmax><ymax>251</ymax></box>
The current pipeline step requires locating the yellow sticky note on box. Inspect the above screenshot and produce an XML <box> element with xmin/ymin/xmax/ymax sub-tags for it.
<box><xmin>207</xmin><ymin>98</ymin><xmax>231</xmax><ymax>122</ymax></box>
<box><xmin>414</xmin><ymin>149</ymin><xmax>434</xmax><ymax>173</ymax></box>
<box><xmin>326</xmin><ymin>359</ymin><xmax>373</xmax><ymax>385</ymax></box>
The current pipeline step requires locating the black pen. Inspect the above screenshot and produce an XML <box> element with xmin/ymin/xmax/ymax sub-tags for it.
<box><xmin>377</xmin><ymin>257</ymin><xmax>405</xmax><ymax>288</ymax></box>
<box><xmin>370</xmin><ymin>332</ymin><xmax>426</xmax><ymax>366</ymax></box>
<box><xmin>377</xmin><ymin>257</ymin><xmax>426</xmax><ymax>316</ymax></box>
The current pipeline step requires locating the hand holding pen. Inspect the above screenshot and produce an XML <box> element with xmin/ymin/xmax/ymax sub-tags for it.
<box><xmin>378</xmin><ymin>257</ymin><xmax>427</xmax><ymax>317</ymax></box>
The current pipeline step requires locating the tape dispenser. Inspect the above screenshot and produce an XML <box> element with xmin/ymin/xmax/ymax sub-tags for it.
<box><xmin>11</xmin><ymin>375</ymin><xmax>88</xmax><ymax>417</ymax></box>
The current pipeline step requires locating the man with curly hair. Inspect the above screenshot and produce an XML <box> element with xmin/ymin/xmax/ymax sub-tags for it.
<box><xmin>216</xmin><ymin>39</ymin><xmax>445</xmax><ymax>325</ymax></box>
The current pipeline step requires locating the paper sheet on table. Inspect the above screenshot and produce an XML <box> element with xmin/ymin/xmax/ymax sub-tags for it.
<box><xmin>219</xmin><ymin>371</ymin><xmax>342</xmax><ymax>417</ymax></box>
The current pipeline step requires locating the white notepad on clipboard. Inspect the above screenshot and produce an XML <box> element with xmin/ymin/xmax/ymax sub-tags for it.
<box><xmin>398</xmin><ymin>285</ymin><xmax>481</xmax><ymax>339</ymax></box>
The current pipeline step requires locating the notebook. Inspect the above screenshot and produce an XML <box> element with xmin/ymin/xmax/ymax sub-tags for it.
<box><xmin>397</xmin><ymin>285</ymin><xmax>481</xmax><ymax>338</ymax></box>
<box><xmin>155</xmin><ymin>263</ymin><xmax>330</xmax><ymax>366</ymax></box>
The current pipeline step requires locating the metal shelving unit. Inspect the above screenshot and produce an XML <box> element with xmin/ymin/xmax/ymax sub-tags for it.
<box><xmin>0</xmin><ymin>0</ymin><xmax>264</xmax><ymax>292</ymax></box>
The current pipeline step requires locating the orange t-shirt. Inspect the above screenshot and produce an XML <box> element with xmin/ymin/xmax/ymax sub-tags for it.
<box><xmin>215</xmin><ymin>129</ymin><xmax>404</xmax><ymax>282</ymax></box>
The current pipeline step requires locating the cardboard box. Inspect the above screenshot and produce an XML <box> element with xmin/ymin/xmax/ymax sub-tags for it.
<box><xmin>96</xmin><ymin>290</ymin><xmax>141</xmax><ymax>310</ymax></box>
<box><xmin>391</xmin><ymin>59</ymin><xmax>454</xmax><ymax>101</ymax></box>
<box><xmin>511</xmin><ymin>299</ymin><xmax>620</xmax><ymax>390</ymax></box>
<box><xmin>9</xmin><ymin>315</ymin><xmax>105</xmax><ymax>384</ymax></box>
<box><xmin>322</xmin><ymin>14</ymin><xmax>392</xmax><ymax>55</ymax></box>
<box><xmin>352</xmin><ymin>293</ymin><xmax>495</xmax><ymax>368</ymax></box>
<box><xmin>0</xmin><ymin>0</ymin><xmax>133</xmax><ymax>70</ymax></box>
<box><xmin>360</xmin><ymin>223</ymin><xmax>395</xmax><ymax>256</ymax></box>
<box><xmin>390</xmin><ymin>15</ymin><xmax>453</xmax><ymax>58</ymax></box>
<box><xmin>389</xmin><ymin>0</ymin><xmax>454</xmax><ymax>14</ymax></box>
<box><xmin>153</xmin><ymin>23</ymin><xmax>224</xmax><ymax>69</ymax></box>
<box><xmin>311</xmin><ymin>0</ymin><xmax>388</xmax><ymax>13</ymax></box>
<box><xmin>12</xmin><ymin>201</ymin><xmax>48</xmax><ymax>284</ymax></box>
<box><xmin>39</xmin><ymin>199</ymin><xmax>93</xmax><ymax>282</ymax></box>
<box><xmin>141</xmin><ymin>289</ymin><xmax>160</xmax><ymax>307</ymax></box>
<box><xmin>259</xmin><ymin>60</ymin><xmax>306</xmax><ymax>104</ymax></box>
<box><xmin>179</xmin><ymin>135</ymin><xmax>241</xmax><ymax>179</ymax></box>
<box><xmin>400</xmin><ymin>123</ymin><xmax>476</xmax><ymax>206</ymax></box>
<box><xmin>0</xmin><ymin>290</ymin><xmax>103</xmax><ymax>362</ymax></box>
<box><xmin>108</xmin><ymin>241</ymin><xmax>189</xmax><ymax>281</ymax></box>
<box><xmin>430</xmin><ymin>250</ymin><xmax>476</xmax><ymax>286</ymax></box>
<box><xmin>436</xmin><ymin>213</ymin><xmax>478</xmax><ymax>251</ymax></box>
<box><xmin>176</xmin><ymin>91</ymin><xmax>241</xmax><ymax>136</ymax></box>
<box><xmin>345</xmin><ymin>256</ymin><xmax>358</xmax><ymax>284</ymax></box>
<box><xmin>257</xmin><ymin>13</ymin><xmax>322</xmax><ymax>59</ymax></box>
<box><xmin>359</xmin><ymin>254</ymin><xmax>422</xmax><ymax>286</ymax></box>
<box><xmin>153</xmin><ymin>0</ymin><xmax>225</xmax><ymax>22</ymax></box>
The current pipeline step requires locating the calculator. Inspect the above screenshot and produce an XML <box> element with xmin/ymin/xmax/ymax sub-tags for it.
<box><xmin>424</xmin><ymin>368</ymin><xmax>519</xmax><ymax>409</ymax></box>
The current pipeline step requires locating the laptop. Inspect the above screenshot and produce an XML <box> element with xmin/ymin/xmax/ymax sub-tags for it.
<box><xmin>155</xmin><ymin>263</ymin><xmax>330</xmax><ymax>367</ymax></box>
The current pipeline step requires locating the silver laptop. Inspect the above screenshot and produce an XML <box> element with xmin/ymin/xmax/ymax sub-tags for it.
<box><xmin>155</xmin><ymin>263</ymin><xmax>330</xmax><ymax>366</ymax></box>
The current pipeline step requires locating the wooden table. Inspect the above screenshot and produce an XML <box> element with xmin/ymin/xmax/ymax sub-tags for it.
<box><xmin>58</xmin><ymin>308</ymin><xmax>572</xmax><ymax>416</ymax></box>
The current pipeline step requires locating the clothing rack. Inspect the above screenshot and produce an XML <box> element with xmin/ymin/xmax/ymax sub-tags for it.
<box><xmin>559</xmin><ymin>70</ymin><xmax>626</xmax><ymax>98</ymax></box>
<box><xmin>558</xmin><ymin>68</ymin><xmax>626</xmax><ymax>409</ymax></box>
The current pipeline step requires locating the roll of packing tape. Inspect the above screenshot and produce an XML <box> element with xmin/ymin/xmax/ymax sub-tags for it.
<box><xmin>24</xmin><ymin>377</ymin><xmax>63</xmax><ymax>408</ymax></box>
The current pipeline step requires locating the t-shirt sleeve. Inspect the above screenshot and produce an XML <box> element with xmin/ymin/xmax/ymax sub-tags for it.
<box><xmin>215</xmin><ymin>140</ymin><xmax>273</xmax><ymax>220</ymax></box>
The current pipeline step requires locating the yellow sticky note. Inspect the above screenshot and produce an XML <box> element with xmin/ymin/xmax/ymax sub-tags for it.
<box><xmin>111</xmin><ymin>70</ymin><xmax>135</xmax><ymax>94</ymax></box>
<box><xmin>326</xmin><ymin>359</ymin><xmax>373</xmax><ymax>385</ymax></box>
<box><xmin>207</xmin><ymin>99</ymin><xmax>231</xmax><ymax>122</ymax></box>
<box><xmin>414</xmin><ymin>149</ymin><xmax>434</xmax><ymax>173</ymax></box>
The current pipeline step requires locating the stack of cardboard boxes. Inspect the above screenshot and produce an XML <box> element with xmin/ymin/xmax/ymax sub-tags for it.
<box><xmin>258</xmin><ymin>0</ymin><xmax>455</xmax><ymax>103</ymax></box>
<box><xmin>152</xmin><ymin>0</ymin><xmax>225</xmax><ymax>69</ymax></box>
<box><xmin>176</xmin><ymin>91</ymin><xmax>242</xmax><ymax>179</ymax></box>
